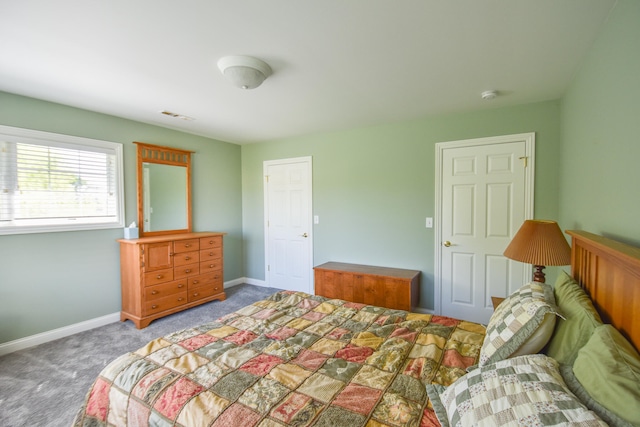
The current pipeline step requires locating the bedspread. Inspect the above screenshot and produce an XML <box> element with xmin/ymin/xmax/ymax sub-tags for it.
<box><xmin>73</xmin><ymin>291</ymin><xmax>485</xmax><ymax>427</ymax></box>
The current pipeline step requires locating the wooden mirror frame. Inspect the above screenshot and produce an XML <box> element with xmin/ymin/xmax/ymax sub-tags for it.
<box><xmin>134</xmin><ymin>142</ymin><xmax>193</xmax><ymax>236</ymax></box>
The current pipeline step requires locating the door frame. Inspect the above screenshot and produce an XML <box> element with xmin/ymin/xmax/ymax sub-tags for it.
<box><xmin>434</xmin><ymin>133</ymin><xmax>535</xmax><ymax>315</ymax></box>
<box><xmin>263</xmin><ymin>156</ymin><xmax>314</xmax><ymax>292</ymax></box>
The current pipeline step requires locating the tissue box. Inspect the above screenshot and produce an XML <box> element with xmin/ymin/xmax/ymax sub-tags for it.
<box><xmin>124</xmin><ymin>227</ymin><xmax>139</xmax><ymax>239</ymax></box>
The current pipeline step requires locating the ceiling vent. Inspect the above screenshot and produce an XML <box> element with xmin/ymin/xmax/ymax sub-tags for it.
<box><xmin>160</xmin><ymin>111</ymin><xmax>194</xmax><ymax>121</ymax></box>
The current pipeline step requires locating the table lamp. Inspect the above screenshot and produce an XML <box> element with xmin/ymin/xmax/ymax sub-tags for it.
<box><xmin>503</xmin><ymin>220</ymin><xmax>571</xmax><ymax>283</ymax></box>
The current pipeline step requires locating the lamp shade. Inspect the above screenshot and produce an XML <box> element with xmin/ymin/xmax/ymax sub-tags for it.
<box><xmin>504</xmin><ymin>220</ymin><xmax>571</xmax><ymax>266</ymax></box>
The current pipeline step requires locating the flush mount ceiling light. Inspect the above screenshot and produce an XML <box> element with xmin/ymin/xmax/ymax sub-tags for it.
<box><xmin>481</xmin><ymin>90</ymin><xmax>498</xmax><ymax>100</ymax></box>
<box><xmin>217</xmin><ymin>55</ymin><xmax>272</xmax><ymax>90</ymax></box>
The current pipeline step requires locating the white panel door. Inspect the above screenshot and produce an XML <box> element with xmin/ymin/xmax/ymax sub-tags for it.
<box><xmin>436</xmin><ymin>134</ymin><xmax>534</xmax><ymax>324</ymax></box>
<box><xmin>264</xmin><ymin>157</ymin><xmax>313</xmax><ymax>293</ymax></box>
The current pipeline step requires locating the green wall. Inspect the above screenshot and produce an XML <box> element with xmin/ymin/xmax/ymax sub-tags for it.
<box><xmin>559</xmin><ymin>0</ymin><xmax>640</xmax><ymax>246</ymax></box>
<box><xmin>0</xmin><ymin>91</ymin><xmax>242</xmax><ymax>343</ymax></box>
<box><xmin>242</xmin><ymin>100</ymin><xmax>562</xmax><ymax>310</ymax></box>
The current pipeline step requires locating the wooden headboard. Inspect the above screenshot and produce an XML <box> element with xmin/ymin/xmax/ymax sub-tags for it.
<box><xmin>567</xmin><ymin>230</ymin><xmax>640</xmax><ymax>352</ymax></box>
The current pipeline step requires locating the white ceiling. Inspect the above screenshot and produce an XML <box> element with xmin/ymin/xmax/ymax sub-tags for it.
<box><xmin>0</xmin><ymin>0</ymin><xmax>616</xmax><ymax>145</ymax></box>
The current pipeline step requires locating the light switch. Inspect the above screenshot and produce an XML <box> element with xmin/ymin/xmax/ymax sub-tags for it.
<box><xmin>314</xmin><ymin>215</ymin><xmax>319</xmax><ymax>224</ymax></box>
<box><xmin>425</xmin><ymin>217</ymin><xmax>433</xmax><ymax>228</ymax></box>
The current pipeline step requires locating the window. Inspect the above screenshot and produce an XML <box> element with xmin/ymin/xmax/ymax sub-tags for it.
<box><xmin>0</xmin><ymin>125</ymin><xmax>124</xmax><ymax>235</ymax></box>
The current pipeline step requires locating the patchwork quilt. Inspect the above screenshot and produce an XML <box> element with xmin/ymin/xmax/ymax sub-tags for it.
<box><xmin>73</xmin><ymin>291</ymin><xmax>485</xmax><ymax>427</ymax></box>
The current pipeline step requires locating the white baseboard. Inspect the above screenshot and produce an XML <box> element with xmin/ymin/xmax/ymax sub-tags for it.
<box><xmin>240</xmin><ymin>277</ymin><xmax>269</xmax><ymax>287</ymax></box>
<box><xmin>412</xmin><ymin>307</ymin><xmax>435</xmax><ymax>315</ymax></box>
<box><xmin>0</xmin><ymin>278</ymin><xmax>271</xmax><ymax>357</ymax></box>
<box><xmin>0</xmin><ymin>312</ymin><xmax>120</xmax><ymax>357</ymax></box>
<box><xmin>225</xmin><ymin>277</ymin><xmax>268</xmax><ymax>288</ymax></box>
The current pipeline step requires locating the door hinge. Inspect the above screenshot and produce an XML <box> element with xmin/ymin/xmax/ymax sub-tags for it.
<box><xmin>519</xmin><ymin>156</ymin><xmax>528</xmax><ymax>167</ymax></box>
<box><xmin>265</xmin><ymin>175</ymin><xmax>269</xmax><ymax>183</ymax></box>
<box><xmin>267</xmin><ymin>265</ymin><xmax>270</xmax><ymax>271</ymax></box>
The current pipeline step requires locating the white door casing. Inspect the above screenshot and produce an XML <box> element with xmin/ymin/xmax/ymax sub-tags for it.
<box><xmin>264</xmin><ymin>157</ymin><xmax>313</xmax><ymax>293</ymax></box>
<box><xmin>435</xmin><ymin>133</ymin><xmax>535</xmax><ymax>324</ymax></box>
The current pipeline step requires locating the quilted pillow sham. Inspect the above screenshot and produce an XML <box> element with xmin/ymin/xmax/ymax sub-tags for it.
<box><xmin>479</xmin><ymin>281</ymin><xmax>559</xmax><ymax>366</ymax></box>
<box><xmin>426</xmin><ymin>354</ymin><xmax>607</xmax><ymax>427</ymax></box>
<box><xmin>543</xmin><ymin>270</ymin><xmax>603</xmax><ymax>365</ymax></box>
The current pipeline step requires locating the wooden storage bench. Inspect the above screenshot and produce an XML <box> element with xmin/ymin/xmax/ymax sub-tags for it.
<box><xmin>314</xmin><ymin>262</ymin><xmax>420</xmax><ymax>311</ymax></box>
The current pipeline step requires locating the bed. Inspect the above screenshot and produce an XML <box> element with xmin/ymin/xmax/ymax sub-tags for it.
<box><xmin>73</xmin><ymin>230</ymin><xmax>640</xmax><ymax>426</ymax></box>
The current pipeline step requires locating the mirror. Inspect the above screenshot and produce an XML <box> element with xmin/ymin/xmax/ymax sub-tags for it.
<box><xmin>134</xmin><ymin>142</ymin><xmax>192</xmax><ymax>236</ymax></box>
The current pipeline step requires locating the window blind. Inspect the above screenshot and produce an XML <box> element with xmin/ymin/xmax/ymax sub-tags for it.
<box><xmin>0</xmin><ymin>125</ymin><xmax>124</xmax><ymax>234</ymax></box>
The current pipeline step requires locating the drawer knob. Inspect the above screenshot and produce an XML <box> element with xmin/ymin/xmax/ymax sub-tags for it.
<box><xmin>178</xmin><ymin>297</ymin><xmax>184</xmax><ymax>302</ymax></box>
<box><xmin>209</xmin><ymin>240</ymin><xmax>214</xmax><ymax>244</ymax></box>
<box><xmin>185</xmin><ymin>256</ymin><xmax>191</xmax><ymax>260</ymax></box>
<box><xmin>209</xmin><ymin>252</ymin><xmax>214</xmax><ymax>256</ymax></box>
<box><xmin>185</xmin><ymin>269</ymin><xmax>191</xmax><ymax>273</ymax></box>
<box><xmin>193</xmin><ymin>293</ymin><xmax>199</xmax><ymax>297</ymax></box>
<box><xmin>151</xmin><ymin>290</ymin><xmax>158</xmax><ymax>295</ymax></box>
<box><xmin>156</xmin><ymin>275</ymin><xmax>163</xmax><ymax>279</ymax></box>
<box><xmin>192</xmin><ymin>280</ymin><xmax>199</xmax><ymax>285</ymax></box>
<box><xmin>152</xmin><ymin>305</ymin><xmax>158</xmax><ymax>309</ymax></box>
<box><xmin>185</xmin><ymin>244</ymin><xmax>191</xmax><ymax>247</ymax></box>
<box><xmin>209</xmin><ymin>264</ymin><xmax>214</xmax><ymax>268</ymax></box>
<box><xmin>178</xmin><ymin>284</ymin><xmax>184</xmax><ymax>288</ymax></box>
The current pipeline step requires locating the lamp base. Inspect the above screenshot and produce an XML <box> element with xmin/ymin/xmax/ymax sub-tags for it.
<box><xmin>533</xmin><ymin>265</ymin><xmax>546</xmax><ymax>283</ymax></box>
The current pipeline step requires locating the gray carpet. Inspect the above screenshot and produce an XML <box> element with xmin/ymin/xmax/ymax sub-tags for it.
<box><xmin>0</xmin><ymin>284</ymin><xmax>281</xmax><ymax>427</ymax></box>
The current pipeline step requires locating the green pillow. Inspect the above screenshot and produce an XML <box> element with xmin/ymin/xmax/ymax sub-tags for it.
<box><xmin>544</xmin><ymin>270</ymin><xmax>602</xmax><ymax>364</ymax></box>
<box><xmin>573</xmin><ymin>324</ymin><xmax>640</xmax><ymax>426</ymax></box>
<box><xmin>560</xmin><ymin>364</ymin><xmax>632</xmax><ymax>427</ymax></box>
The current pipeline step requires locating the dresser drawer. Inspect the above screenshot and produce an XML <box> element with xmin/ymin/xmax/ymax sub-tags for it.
<box><xmin>189</xmin><ymin>272</ymin><xmax>223</xmax><ymax>292</ymax></box>
<box><xmin>144</xmin><ymin>292</ymin><xmax>188</xmax><ymax>316</ymax></box>
<box><xmin>200</xmin><ymin>247</ymin><xmax>222</xmax><ymax>261</ymax></box>
<box><xmin>144</xmin><ymin>268</ymin><xmax>174</xmax><ymax>286</ymax></box>
<box><xmin>188</xmin><ymin>284</ymin><xmax>220</xmax><ymax>303</ymax></box>
<box><xmin>174</xmin><ymin>250</ymin><xmax>199</xmax><ymax>267</ymax></box>
<box><xmin>144</xmin><ymin>280</ymin><xmax>187</xmax><ymax>301</ymax></box>
<box><xmin>200</xmin><ymin>236</ymin><xmax>222</xmax><ymax>250</ymax></box>
<box><xmin>200</xmin><ymin>259</ymin><xmax>222</xmax><ymax>273</ymax></box>
<box><xmin>174</xmin><ymin>263</ymin><xmax>199</xmax><ymax>279</ymax></box>
<box><xmin>174</xmin><ymin>239</ymin><xmax>199</xmax><ymax>253</ymax></box>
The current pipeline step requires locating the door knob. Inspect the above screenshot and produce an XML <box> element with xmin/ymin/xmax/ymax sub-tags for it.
<box><xmin>443</xmin><ymin>240</ymin><xmax>452</xmax><ymax>247</ymax></box>
<box><xmin>301</xmin><ymin>232</ymin><xmax>308</xmax><ymax>238</ymax></box>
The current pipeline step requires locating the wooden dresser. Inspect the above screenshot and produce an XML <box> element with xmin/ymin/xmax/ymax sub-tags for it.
<box><xmin>314</xmin><ymin>262</ymin><xmax>420</xmax><ymax>311</ymax></box>
<box><xmin>118</xmin><ymin>232</ymin><xmax>226</xmax><ymax>328</ymax></box>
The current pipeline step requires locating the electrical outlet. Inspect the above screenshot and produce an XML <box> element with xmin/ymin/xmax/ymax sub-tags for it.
<box><xmin>425</xmin><ymin>217</ymin><xmax>433</xmax><ymax>228</ymax></box>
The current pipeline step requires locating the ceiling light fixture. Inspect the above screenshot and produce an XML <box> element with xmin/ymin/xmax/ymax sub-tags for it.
<box><xmin>217</xmin><ymin>55</ymin><xmax>272</xmax><ymax>90</ymax></box>
<box><xmin>481</xmin><ymin>90</ymin><xmax>498</xmax><ymax>100</ymax></box>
